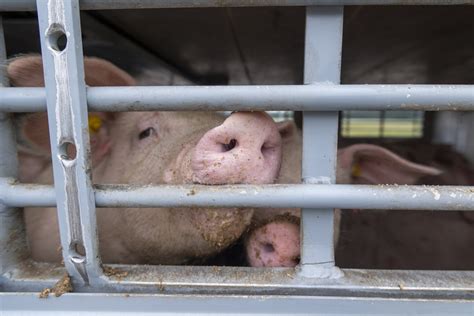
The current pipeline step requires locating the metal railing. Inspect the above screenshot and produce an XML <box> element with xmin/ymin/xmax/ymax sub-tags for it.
<box><xmin>1</xmin><ymin>0</ymin><xmax>473</xmax><ymax>312</ymax></box>
<box><xmin>1</xmin><ymin>85</ymin><xmax>472</xmax><ymax>112</ymax></box>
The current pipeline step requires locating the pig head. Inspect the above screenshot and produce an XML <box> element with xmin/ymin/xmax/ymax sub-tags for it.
<box><xmin>10</xmin><ymin>55</ymin><xmax>441</xmax><ymax>268</ymax></box>
<box><xmin>246</xmin><ymin>123</ymin><xmax>442</xmax><ymax>267</ymax></box>
<box><xmin>10</xmin><ymin>55</ymin><xmax>282</xmax><ymax>264</ymax></box>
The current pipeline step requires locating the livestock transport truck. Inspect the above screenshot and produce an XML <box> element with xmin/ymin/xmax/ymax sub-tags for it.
<box><xmin>1</xmin><ymin>1</ymin><xmax>473</xmax><ymax>315</ymax></box>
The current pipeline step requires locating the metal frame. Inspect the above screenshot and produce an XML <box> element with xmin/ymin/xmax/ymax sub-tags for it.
<box><xmin>1</xmin><ymin>0</ymin><xmax>473</xmax><ymax>313</ymax></box>
<box><xmin>0</xmin><ymin>0</ymin><xmax>473</xmax><ymax>11</ymax></box>
<box><xmin>1</xmin><ymin>293</ymin><xmax>474</xmax><ymax>315</ymax></box>
<box><xmin>0</xmin><ymin>14</ymin><xmax>25</xmax><ymax>281</ymax></box>
<box><xmin>299</xmin><ymin>6</ymin><xmax>343</xmax><ymax>278</ymax></box>
<box><xmin>36</xmin><ymin>0</ymin><xmax>103</xmax><ymax>286</ymax></box>
<box><xmin>2</xmin><ymin>181</ymin><xmax>474</xmax><ymax>210</ymax></box>
<box><xmin>1</xmin><ymin>85</ymin><xmax>473</xmax><ymax>112</ymax></box>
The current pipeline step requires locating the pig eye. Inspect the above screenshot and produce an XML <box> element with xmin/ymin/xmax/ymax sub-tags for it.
<box><xmin>138</xmin><ymin>127</ymin><xmax>155</xmax><ymax>140</ymax></box>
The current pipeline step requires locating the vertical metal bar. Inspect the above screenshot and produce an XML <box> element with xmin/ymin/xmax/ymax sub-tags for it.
<box><xmin>412</xmin><ymin>111</ymin><xmax>420</xmax><ymax>137</ymax></box>
<box><xmin>412</xmin><ymin>111</ymin><xmax>417</xmax><ymax>136</ymax></box>
<box><xmin>36</xmin><ymin>0</ymin><xmax>103</xmax><ymax>285</ymax></box>
<box><xmin>343</xmin><ymin>111</ymin><xmax>351</xmax><ymax>137</ymax></box>
<box><xmin>300</xmin><ymin>6</ymin><xmax>344</xmax><ymax>278</ymax></box>
<box><xmin>0</xmin><ymin>15</ymin><xmax>27</xmax><ymax>276</ymax></box>
<box><xmin>379</xmin><ymin>111</ymin><xmax>385</xmax><ymax>137</ymax></box>
<box><xmin>0</xmin><ymin>17</ymin><xmax>7</xmax><ymax>88</ymax></box>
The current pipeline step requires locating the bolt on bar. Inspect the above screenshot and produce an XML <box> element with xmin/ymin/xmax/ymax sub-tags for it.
<box><xmin>0</xmin><ymin>0</ymin><xmax>472</xmax><ymax>11</ymax></box>
<box><xmin>36</xmin><ymin>0</ymin><xmax>103</xmax><ymax>285</ymax></box>
<box><xmin>300</xmin><ymin>6</ymin><xmax>344</xmax><ymax>277</ymax></box>
<box><xmin>0</xmin><ymin>15</ymin><xmax>25</xmax><ymax>277</ymax></box>
<box><xmin>1</xmin><ymin>180</ymin><xmax>474</xmax><ymax>210</ymax></box>
<box><xmin>2</xmin><ymin>85</ymin><xmax>473</xmax><ymax>112</ymax></box>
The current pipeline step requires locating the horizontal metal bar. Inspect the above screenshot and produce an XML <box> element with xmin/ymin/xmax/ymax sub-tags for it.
<box><xmin>0</xmin><ymin>0</ymin><xmax>472</xmax><ymax>11</ymax></box>
<box><xmin>1</xmin><ymin>293</ymin><xmax>473</xmax><ymax>315</ymax></box>
<box><xmin>1</xmin><ymin>85</ymin><xmax>473</xmax><ymax>112</ymax></box>
<box><xmin>1</xmin><ymin>179</ymin><xmax>473</xmax><ymax>210</ymax></box>
<box><xmin>2</xmin><ymin>261</ymin><xmax>474</xmax><ymax>300</ymax></box>
<box><xmin>0</xmin><ymin>88</ymin><xmax>46</xmax><ymax>112</ymax></box>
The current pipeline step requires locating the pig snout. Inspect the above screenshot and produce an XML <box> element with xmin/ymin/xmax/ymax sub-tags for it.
<box><xmin>246</xmin><ymin>218</ymin><xmax>300</xmax><ymax>267</ymax></box>
<box><xmin>192</xmin><ymin>112</ymin><xmax>282</xmax><ymax>185</ymax></box>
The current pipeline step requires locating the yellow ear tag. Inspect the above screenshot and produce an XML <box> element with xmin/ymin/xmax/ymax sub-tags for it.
<box><xmin>351</xmin><ymin>162</ymin><xmax>362</xmax><ymax>177</ymax></box>
<box><xmin>88</xmin><ymin>115</ymin><xmax>102</xmax><ymax>134</ymax></box>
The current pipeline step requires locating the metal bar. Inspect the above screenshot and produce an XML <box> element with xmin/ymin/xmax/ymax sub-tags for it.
<box><xmin>0</xmin><ymin>0</ymin><xmax>472</xmax><ymax>11</ymax></box>
<box><xmin>2</xmin><ymin>262</ymin><xmax>474</xmax><ymax>299</ymax></box>
<box><xmin>1</xmin><ymin>85</ymin><xmax>473</xmax><ymax>112</ymax></box>
<box><xmin>0</xmin><ymin>88</ymin><xmax>46</xmax><ymax>112</ymax></box>
<box><xmin>36</xmin><ymin>0</ymin><xmax>103</xmax><ymax>285</ymax></box>
<box><xmin>379</xmin><ymin>111</ymin><xmax>385</xmax><ymax>137</ymax></box>
<box><xmin>1</xmin><ymin>292</ymin><xmax>474</xmax><ymax>315</ymax></box>
<box><xmin>300</xmin><ymin>6</ymin><xmax>343</xmax><ymax>276</ymax></box>
<box><xmin>0</xmin><ymin>16</ymin><xmax>25</xmax><ymax>277</ymax></box>
<box><xmin>2</xmin><ymin>180</ymin><xmax>473</xmax><ymax>210</ymax></box>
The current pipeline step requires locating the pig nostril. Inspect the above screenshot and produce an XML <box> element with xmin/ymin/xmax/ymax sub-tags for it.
<box><xmin>261</xmin><ymin>143</ymin><xmax>274</xmax><ymax>157</ymax></box>
<box><xmin>262</xmin><ymin>242</ymin><xmax>275</xmax><ymax>253</ymax></box>
<box><xmin>222</xmin><ymin>138</ymin><xmax>237</xmax><ymax>152</ymax></box>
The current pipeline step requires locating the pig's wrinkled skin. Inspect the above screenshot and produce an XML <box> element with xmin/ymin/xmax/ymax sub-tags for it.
<box><xmin>10</xmin><ymin>55</ymin><xmax>441</xmax><ymax>267</ymax></box>
<box><xmin>245</xmin><ymin>123</ymin><xmax>442</xmax><ymax>267</ymax></box>
<box><xmin>10</xmin><ymin>56</ymin><xmax>283</xmax><ymax>264</ymax></box>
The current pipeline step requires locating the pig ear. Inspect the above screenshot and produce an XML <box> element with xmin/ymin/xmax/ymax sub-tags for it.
<box><xmin>9</xmin><ymin>55</ymin><xmax>134</xmax><ymax>163</ymax></box>
<box><xmin>18</xmin><ymin>112</ymin><xmax>51</xmax><ymax>156</ymax></box>
<box><xmin>7</xmin><ymin>55</ymin><xmax>46</xmax><ymax>87</ymax></box>
<box><xmin>7</xmin><ymin>55</ymin><xmax>136</xmax><ymax>87</ymax></box>
<box><xmin>83</xmin><ymin>57</ymin><xmax>136</xmax><ymax>86</ymax></box>
<box><xmin>338</xmin><ymin>144</ymin><xmax>442</xmax><ymax>184</ymax></box>
<box><xmin>18</xmin><ymin>111</ymin><xmax>115</xmax><ymax>163</ymax></box>
<box><xmin>277</xmin><ymin>120</ymin><xmax>297</xmax><ymax>140</ymax></box>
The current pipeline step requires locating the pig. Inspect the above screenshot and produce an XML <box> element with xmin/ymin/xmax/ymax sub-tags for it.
<box><xmin>10</xmin><ymin>55</ymin><xmax>282</xmax><ymax>265</ymax></box>
<box><xmin>9</xmin><ymin>55</ymin><xmax>441</xmax><ymax>267</ymax></box>
<box><xmin>244</xmin><ymin>124</ymin><xmax>442</xmax><ymax>267</ymax></box>
<box><xmin>335</xmin><ymin>142</ymin><xmax>474</xmax><ymax>270</ymax></box>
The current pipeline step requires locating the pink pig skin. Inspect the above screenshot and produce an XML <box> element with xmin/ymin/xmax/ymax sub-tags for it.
<box><xmin>10</xmin><ymin>56</ymin><xmax>282</xmax><ymax>265</ymax></box>
<box><xmin>245</xmin><ymin>123</ymin><xmax>441</xmax><ymax>268</ymax></box>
